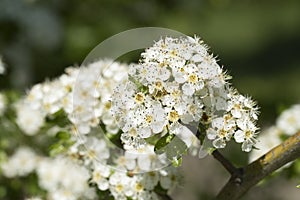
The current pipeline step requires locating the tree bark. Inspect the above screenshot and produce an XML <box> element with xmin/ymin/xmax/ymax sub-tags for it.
<box><xmin>216</xmin><ymin>131</ymin><xmax>300</xmax><ymax>200</ymax></box>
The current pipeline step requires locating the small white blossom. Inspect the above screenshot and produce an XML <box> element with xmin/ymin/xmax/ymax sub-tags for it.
<box><xmin>82</xmin><ymin>136</ymin><xmax>110</xmax><ymax>165</ymax></box>
<box><xmin>159</xmin><ymin>167</ymin><xmax>179</xmax><ymax>192</ymax></box>
<box><xmin>91</xmin><ymin>163</ymin><xmax>111</xmax><ymax>191</ymax></box>
<box><xmin>276</xmin><ymin>104</ymin><xmax>300</xmax><ymax>135</ymax></box>
<box><xmin>1</xmin><ymin>147</ymin><xmax>39</xmax><ymax>178</ymax></box>
<box><xmin>16</xmin><ymin>102</ymin><xmax>45</xmax><ymax>135</ymax></box>
<box><xmin>37</xmin><ymin>156</ymin><xmax>94</xmax><ymax>200</ymax></box>
<box><xmin>234</xmin><ymin>117</ymin><xmax>258</xmax><ymax>152</ymax></box>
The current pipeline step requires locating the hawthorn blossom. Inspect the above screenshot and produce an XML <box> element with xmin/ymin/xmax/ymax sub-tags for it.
<box><xmin>112</xmin><ymin>35</ymin><xmax>259</xmax><ymax>152</ymax></box>
<box><xmin>1</xmin><ymin>147</ymin><xmax>39</xmax><ymax>177</ymax></box>
<box><xmin>276</xmin><ymin>104</ymin><xmax>300</xmax><ymax>135</ymax></box>
<box><xmin>91</xmin><ymin>163</ymin><xmax>111</xmax><ymax>191</ymax></box>
<box><xmin>234</xmin><ymin>116</ymin><xmax>259</xmax><ymax>152</ymax></box>
<box><xmin>16</xmin><ymin>102</ymin><xmax>45</xmax><ymax>135</ymax></box>
<box><xmin>36</xmin><ymin>156</ymin><xmax>95</xmax><ymax>200</ymax></box>
<box><xmin>3</xmin><ymin>58</ymin><xmax>182</xmax><ymax>199</ymax></box>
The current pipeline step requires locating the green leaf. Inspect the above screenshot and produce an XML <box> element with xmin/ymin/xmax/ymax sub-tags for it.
<box><xmin>49</xmin><ymin>131</ymin><xmax>74</xmax><ymax>157</ymax></box>
<box><xmin>55</xmin><ymin>131</ymin><xmax>70</xmax><ymax>140</ymax></box>
<box><xmin>144</xmin><ymin>133</ymin><xmax>161</xmax><ymax>145</ymax></box>
<box><xmin>172</xmin><ymin>156</ymin><xmax>182</xmax><ymax>167</ymax></box>
<box><xmin>207</xmin><ymin>147</ymin><xmax>216</xmax><ymax>155</ymax></box>
<box><xmin>197</xmin><ymin>123</ymin><xmax>208</xmax><ymax>145</ymax></box>
<box><xmin>155</xmin><ymin>134</ymin><xmax>188</xmax><ymax>163</ymax></box>
<box><xmin>49</xmin><ymin>143</ymin><xmax>65</xmax><ymax>157</ymax></box>
<box><xmin>154</xmin><ymin>133</ymin><xmax>175</xmax><ymax>154</ymax></box>
<box><xmin>45</xmin><ymin>109</ymin><xmax>70</xmax><ymax>127</ymax></box>
<box><xmin>105</xmin><ymin>131</ymin><xmax>123</xmax><ymax>149</ymax></box>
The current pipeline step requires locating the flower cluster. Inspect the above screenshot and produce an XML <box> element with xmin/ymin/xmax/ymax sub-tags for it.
<box><xmin>1</xmin><ymin>147</ymin><xmax>96</xmax><ymax>200</ymax></box>
<box><xmin>2</xmin><ymin>35</ymin><xmax>261</xmax><ymax>200</ymax></box>
<box><xmin>1</xmin><ymin>146</ymin><xmax>39</xmax><ymax>178</ymax></box>
<box><xmin>112</xmin><ymin>36</ymin><xmax>259</xmax><ymax>152</ymax></box>
<box><xmin>70</xmin><ymin>61</ymin><xmax>128</xmax><ymax>134</ymax></box>
<box><xmin>91</xmin><ymin>163</ymin><xmax>178</xmax><ymax>200</ymax></box>
<box><xmin>16</xmin><ymin>60</ymin><xmax>128</xmax><ymax>136</ymax></box>
<box><xmin>7</xmin><ymin>59</ymin><xmax>180</xmax><ymax>200</ymax></box>
<box><xmin>37</xmin><ymin>156</ymin><xmax>95</xmax><ymax>200</ymax></box>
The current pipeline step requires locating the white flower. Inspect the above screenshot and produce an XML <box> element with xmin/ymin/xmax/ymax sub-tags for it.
<box><xmin>159</xmin><ymin>167</ymin><xmax>179</xmax><ymax>192</ymax></box>
<box><xmin>234</xmin><ymin>117</ymin><xmax>258</xmax><ymax>152</ymax></box>
<box><xmin>41</xmin><ymin>80</ymin><xmax>66</xmax><ymax>114</ymax></box>
<box><xmin>109</xmin><ymin>171</ymin><xmax>133</xmax><ymax>199</ymax></box>
<box><xmin>141</xmin><ymin>171</ymin><xmax>159</xmax><ymax>190</ymax></box>
<box><xmin>124</xmin><ymin>145</ymin><xmax>168</xmax><ymax>172</ymax></box>
<box><xmin>69</xmin><ymin>60</ymin><xmax>128</xmax><ymax>135</ymax></box>
<box><xmin>276</xmin><ymin>104</ymin><xmax>300</xmax><ymax>135</ymax></box>
<box><xmin>1</xmin><ymin>147</ymin><xmax>39</xmax><ymax>178</ymax></box>
<box><xmin>16</xmin><ymin>102</ymin><xmax>45</xmax><ymax>135</ymax></box>
<box><xmin>82</xmin><ymin>136</ymin><xmax>110</xmax><ymax>164</ymax></box>
<box><xmin>37</xmin><ymin>156</ymin><xmax>93</xmax><ymax>199</ymax></box>
<box><xmin>91</xmin><ymin>163</ymin><xmax>111</xmax><ymax>191</ymax></box>
<box><xmin>207</xmin><ymin>116</ymin><xmax>235</xmax><ymax>149</ymax></box>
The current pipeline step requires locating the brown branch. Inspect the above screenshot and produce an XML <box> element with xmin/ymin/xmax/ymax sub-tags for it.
<box><xmin>216</xmin><ymin>131</ymin><xmax>300</xmax><ymax>200</ymax></box>
<box><xmin>212</xmin><ymin>150</ymin><xmax>239</xmax><ymax>175</ymax></box>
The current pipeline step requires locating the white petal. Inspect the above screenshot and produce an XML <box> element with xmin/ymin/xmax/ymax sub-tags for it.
<box><xmin>234</xmin><ymin>130</ymin><xmax>245</xmax><ymax>143</ymax></box>
<box><xmin>138</xmin><ymin>155</ymin><xmax>151</xmax><ymax>171</ymax></box>
<box><xmin>191</xmin><ymin>54</ymin><xmax>203</xmax><ymax>63</ymax></box>
<box><xmin>151</xmin><ymin>122</ymin><xmax>164</xmax><ymax>133</ymax></box>
<box><xmin>242</xmin><ymin>141</ymin><xmax>253</xmax><ymax>152</ymax></box>
<box><xmin>212</xmin><ymin>138</ymin><xmax>226</xmax><ymax>148</ymax></box>
<box><xmin>140</xmin><ymin>127</ymin><xmax>152</xmax><ymax>138</ymax></box>
<box><xmin>206</xmin><ymin>128</ymin><xmax>217</xmax><ymax>140</ymax></box>
<box><xmin>182</xmin><ymin>83</ymin><xmax>194</xmax><ymax>96</ymax></box>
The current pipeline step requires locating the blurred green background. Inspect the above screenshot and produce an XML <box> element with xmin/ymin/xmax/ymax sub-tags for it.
<box><xmin>0</xmin><ymin>0</ymin><xmax>300</xmax><ymax>199</ymax></box>
<box><xmin>1</xmin><ymin>0</ymin><xmax>300</xmax><ymax>125</ymax></box>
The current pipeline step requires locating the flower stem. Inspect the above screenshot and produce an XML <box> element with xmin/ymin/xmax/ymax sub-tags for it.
<box><xmin>212</xmin><ymin>150</ymin><xmax>239</xmax><ymax>175</ymax></box>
